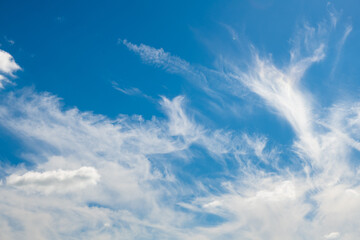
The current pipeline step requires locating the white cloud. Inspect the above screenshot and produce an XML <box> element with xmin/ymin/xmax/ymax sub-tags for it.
<box><xmin>0</xmin><ymin>49</ymin><xmax>21</xmax><ymax>88</ymax></box>
<box><xmin>6</xmin><ymin>167</ymin><xmax>100</xmax><ymax>194</ymax></box>
<box><xmin>121</xmin><ymin>39</ymin><xmax>211</xmax><ymax>93</ymax></box>
<box><xmin>161</xmin><ymin>95</ymin><xmax>200</xmax><ymax>139</ymax></box>
<box><xmin>324</xmin><ymin>232</ymin><xmax>340</xmax><ymax>239</ymax></box>
<box><xmin>327</xmin><ymin>2</ymin><xmax>341</xmax><ymax>29</ymax></box>
<box><xmin>99</xmin><ymin>21</ymin><xmax>360</xmax><ymax>239</ymax></box>
<box><xmin>331</xmin><ymin>24</ymin><xmax>352</xmax><ymax>77</ymax></box>
<box><xmin>0</xmin><ymin>87</ymin><xmax>249</xmax><ymax>239</ymax></box>
<box><xmin>173</xmin><ymin>20</ymin><xmax>360</xmax><ymax>239</ymax></box>
<box><xmin>339</xmin><ymin>25</ymin><xmax>352</xmax><ymax>50</ymax></box>
<box><xmin>2</xmin><ymin>15</ymin><xmax>360</xmax><ymax>240</ymax></box>
<box><xmin>220</xmin><ymin>23</ymin><xmax>239</xmax><ymax>40</ymax></box>
<box><xmin>122</xmin><ymin>39</ymin><xmax>190</xmax><ymax>73</ymax></box>
<box><xmin>224</xmin><ymin>49</ymin><xmax>324</xmax><ymax>171</ymax></box>
<box><xmin>0</xmin><ymin>89</ymin><xmax>188</xmax><ymax>238</ymax></box>
<box><xmin>111</xmin><ymin>81</ymin><xmax>154</xmax><ymax>101</ymax></box>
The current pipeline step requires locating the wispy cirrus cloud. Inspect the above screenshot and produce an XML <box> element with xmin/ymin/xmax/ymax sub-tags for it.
<box><xmin>121</xmin><ymin>39</ymin><xmax>191</xmax><ymax>74</ymax></box>
<box><xmin>0</xmin><ymin>88</ymin><xmax>192</xmax><ymax>239</ymax></box>
<box><xmin>190</xmin><ymin>20</ymin><xmax>360</xmax><ymax>240</ymax></box>
<box><xmin>331</xmin><ymin>24</ymin><xmax>352</xmax><ymax>77</ymax></box>
<box><xmin>122</xmin><ymin>16</ymin><xmax>360</xmax><ymax>239</ymax></box>
<box><xmin>2</xmin><ymin>10</ymin><xmax>360</xmax><ymax>240</ymax></box>
<box><xmin>120</xmin><ymin>39</ymin><xmax>212</xmax><ymax>94</ymax></box>
<box><xmin>0</xmin><ymin>85</ymin><xmax>260</xmax><ymax>239</ymax></box>
<box><xmin>111</xmin><ymin>81</ymin><xmax>154</xmax><ymax>101</ymax></box>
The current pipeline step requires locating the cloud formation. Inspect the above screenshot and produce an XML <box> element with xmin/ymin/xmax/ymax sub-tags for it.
<box><xmin>120</xmin><ymin>16</ymin><xmax>360</xmax><ymax>239</ymax></box>
<box><xmin>6</xmin><ymin>167</ymin><xmax>100</xmax><ymax>194</ymax></box>
<box><xmin>1</xmin><ymin>13</ymin><xmax>360</xmax><ymax>240</ymax></box>
<box><xmin>122</xmin><ymin>39</ymin><xmax>191</xmax><ymax>74</ymax></box>
<box><xmin>0</xmin><ymin>49</ymin><xmax>21</xmax><ymax>88</ymax></box>
<box><xmin>121</xmin><ymin>39</ymin><xmax>210</xmax><ymax>92</ymax></box>
<box><xmin>0</xmin><ymin>86</ymin><xmax>249</xmax><ymax>239</ymax></box>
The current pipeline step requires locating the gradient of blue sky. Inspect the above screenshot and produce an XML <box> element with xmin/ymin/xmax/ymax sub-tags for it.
<box><xmin>1</xmin><ymin>0</ymin><xmax>360</xmax><ymax>239</ymax></box>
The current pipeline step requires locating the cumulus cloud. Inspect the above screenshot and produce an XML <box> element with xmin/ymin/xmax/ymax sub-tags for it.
<box><xmin>6</xmin><ymin>167</ymin><xmax>100</xmax><ymax>194</ymax></box>
<box><xmin>0</xmin><ymin>49</ymin><xmax>21</xmax><ymax>88</ymax></box>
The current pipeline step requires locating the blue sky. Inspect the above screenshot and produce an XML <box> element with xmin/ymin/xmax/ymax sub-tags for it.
<box><xmin>1</xmin><ymin>0</ymin><xmax>360</xmax><ymax>239</ymax></box>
